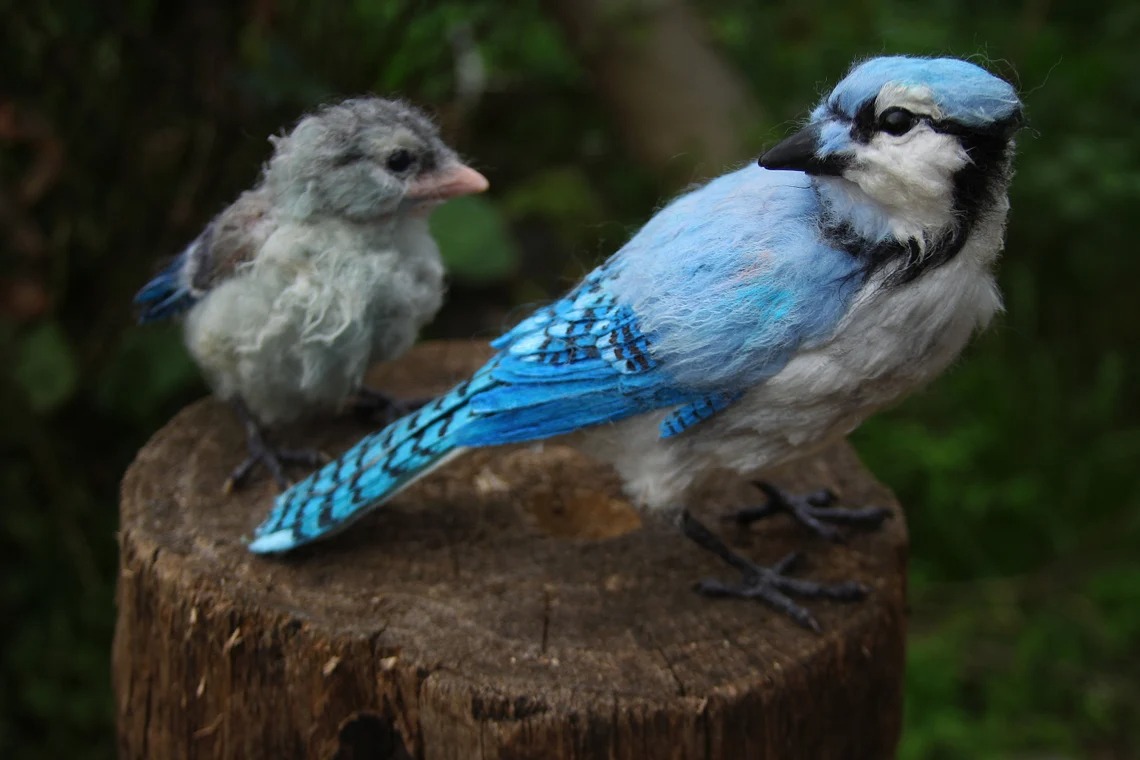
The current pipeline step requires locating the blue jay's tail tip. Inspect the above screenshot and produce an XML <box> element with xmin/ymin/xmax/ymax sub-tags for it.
<box><xmin>247</xmin><ymin>530</ymin><xmax>299</xmax><ymax>554</ymax></box>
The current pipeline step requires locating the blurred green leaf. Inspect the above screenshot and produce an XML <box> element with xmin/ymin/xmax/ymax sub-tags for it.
<box><xmin>431</xmin><ymin>195</ymin><xmax>520</xmax><ymax>284</ymax></box>
<box><xmin>501</xmin><ymin>166</ymin><xmax>606</xmax><ymax>231</ymax></box>
<box><xmin>94</xmin><ymin>326</ymin><xmax>200</xmax><ymax>423</ymax></box>
<box><xmin>13</xmin><ymin>323</ymin><xmax>77</xmax><ymax>413</ymax></box>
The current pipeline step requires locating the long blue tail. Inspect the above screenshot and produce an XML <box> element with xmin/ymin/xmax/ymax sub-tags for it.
<box><xmin>248</xmin><ymin>369</ymin><xmax>497</xmax><ymax>553</ymax></box>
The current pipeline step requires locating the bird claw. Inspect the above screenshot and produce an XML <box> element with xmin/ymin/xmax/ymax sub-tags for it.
<box><xmin>681</xmin><ymin>511</ymin><xmax>870</xmax><ymax>632</ymax></box>
<box><xmin>222</xmin><ymin>400</ymin><xmax>326</xmax><ymax>493</ymax></box>
<box><xmin>693</xmin><ymin>550</ymin><xmax>869</xmax><ymax>632</ymax></box>
<box><xmin>729</xmin><ymin>481</ymin><xmax>892</xmax><ymax>541</ymax></box>
<box><xmin>223</xmin><ymin>446</ymin><xmax>326</xmax><ymax>494</ymax></box>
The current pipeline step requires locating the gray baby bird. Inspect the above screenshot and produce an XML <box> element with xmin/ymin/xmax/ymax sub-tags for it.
<box><xmin>135</xmin><ymin>98</ymin><xmax>488</xmax><ymax>489</ymax></box>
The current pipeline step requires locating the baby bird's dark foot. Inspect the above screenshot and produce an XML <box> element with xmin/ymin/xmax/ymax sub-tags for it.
<box><xmin>224</xmin><ymin>400</ymin><xmax>326</xmax><ymax>493</ymax></box>
<box><xmin>730</xmin><ymin>481</ymin><xmax>892</xmax><ymax>541</ymax></box>
<box><xmin>224</xmin><ymin>442</ymin><xmax>326</xmax><ymax>494</ymax></box>
<box><xmin>351</xmin><ymin>386</ymin><xmax>429</xmax><ymax>424</ymax></box>
<box><xmin>682</xmin><ymin>511</ymin><xmax>868</xmax><ymax>632</ymax></box>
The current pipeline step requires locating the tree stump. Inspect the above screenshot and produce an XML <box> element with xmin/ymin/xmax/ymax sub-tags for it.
<box><xmin>114</xmin><ymin>340</ymin><xmax>908</xmax><ymax>760</ymax></box>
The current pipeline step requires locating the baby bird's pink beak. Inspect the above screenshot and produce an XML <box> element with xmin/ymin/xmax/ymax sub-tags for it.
<box><xmin>407</xmin><ymin>163</ymin><xmax>489</xmax><ymax>201</ymax></box>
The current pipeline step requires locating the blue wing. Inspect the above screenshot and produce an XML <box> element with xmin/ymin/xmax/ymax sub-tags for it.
<box><xmin>135</xmin><ymin>190</ymin><xmax>273</xmax><ymax>323</ymax></box>
<box><xmin>133</xmin><ymin>226</ymin><xmax>214</xmax><ymax>323</ymax></box>
<box><xmin>659</xmin><ymin>390</ymin><xmax>746</xmax><ymax>438</ymax></box>
<box><xmin>455</xmin><ymin>260</ymin><xmax>697</xmax><ymax>446</ymax></box>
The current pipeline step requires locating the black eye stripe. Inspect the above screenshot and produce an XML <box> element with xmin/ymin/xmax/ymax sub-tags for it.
<box><xmin>831</xmin><ymin>100</ymin><xmax>1022</xmax><ymax>143</ymax></box>
<box><xmin>850</xmin><ymin>99</ymin><xmax>878</xmax><ymax>143</ymax></box>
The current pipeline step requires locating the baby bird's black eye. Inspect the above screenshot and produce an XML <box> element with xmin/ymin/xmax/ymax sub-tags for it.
<box><xmin>878</xmin><ymin>108</ymin><xmax>918</xmax><ymax>136</ymax></box>
<box><xmin>386</xmin><ymin>149</ymin><xmax>415</xmax><ymax>173</ymax></box>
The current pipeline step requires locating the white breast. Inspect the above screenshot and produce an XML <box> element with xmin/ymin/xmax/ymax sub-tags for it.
<box><xmin>184</xmin><ymin>215</ymin><xmax>444</xmax><ymax>426</ymax></box>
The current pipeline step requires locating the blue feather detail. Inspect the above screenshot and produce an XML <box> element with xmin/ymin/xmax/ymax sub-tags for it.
<box><xmin>134</xmin><ymin>226</ymin><xmax>215</xmax><ymax>323</ymax></box>
<box><xmin>249</xmin><ymin>368</ymin><xmax>500</xmax><ymax>552</ymax></box>
<box><xmin>492</xmin><ymin>260</ymin><xmax>626</xmax><ymax>349</ymax></box>
<box><xmin>491</xmin><ymin>308</ymin><xmax>552</xmax><ymax>349</ymax></box>
<box><xmin>659</xmin><ymin>391</ymin><xmax>745</xmax><ymax>438</ymax></box>
<box><xmin>134</xmin><ymin>250</ymin><xmax>196</xmax><ymax>323</ymax></box>
<box><xmin>824</xmin><ymin>57</ymin><xmax>1020</xmax><ymax>128</ymax></box>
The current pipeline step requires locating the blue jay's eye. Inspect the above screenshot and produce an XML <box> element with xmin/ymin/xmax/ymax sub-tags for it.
<box><xmin>386</xmin><ymin>149</ymin><xmax>415</xmax><ymax>173</ymax></box>
<box><xmin>878</xmin><ymin>108</ymin><xmax>918</xmax><ymax>136</ymax></box>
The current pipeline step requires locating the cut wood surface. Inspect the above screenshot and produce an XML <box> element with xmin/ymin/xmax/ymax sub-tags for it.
<box><xmin>114</xmin><ymin>339</ymin><xmax>908</xmax><ymax>760</ymax></box>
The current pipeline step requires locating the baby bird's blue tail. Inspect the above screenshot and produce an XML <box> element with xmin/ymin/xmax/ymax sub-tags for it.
<box><xmin>134</xmin><ymin>251</ymin><xmax>195</xmax><ymax>323</ymax></box>
<box><xmin>248</xmin><ymin>369</ymin><xmax>495</xmax><ymax>553</ymax></box>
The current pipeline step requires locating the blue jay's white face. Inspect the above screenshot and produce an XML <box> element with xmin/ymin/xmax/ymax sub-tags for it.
<box><xmin>759</xmin><ymin>57</ymin><xmax>1022</xmax><ymax>240</ymax></box>
<box><xmin>824</xmin><ymin>86</ymin><xmax>971</xmax><ymax>229</ymax></box>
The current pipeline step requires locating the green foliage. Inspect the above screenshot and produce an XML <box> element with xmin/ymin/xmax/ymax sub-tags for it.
<box><xmin>93</xmin><ymin>325</ymin><xmax>200</xmax><ymax>424</ymax></box>
<box><xmin>14</xmin><ymin>323</ymin><xmax>78</xmax><ymax>413</ymax></box>
<box><xmin>1</xmin><ymin>0</ymin><xmax>1137</xmax><ymax>757</ymax></box>
<box><xmin>431</xmin><ymin>195</ymin><xmax>520</xmax><ymax>283</ymax></box>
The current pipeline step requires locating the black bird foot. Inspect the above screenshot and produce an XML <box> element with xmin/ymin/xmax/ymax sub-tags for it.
<box><xmin>682</xmin><ymin>511</ymin><xmax>869</xmax><ymax>632</ymax></box>
<box><xmin>730</xmin><ymin>481</ymin><xmax>892</xmax><ymax>541</ymax></box>
<box><xmin>224</xmin><ymin>401</ymin><xmax>327</xmax><ymax>493</ymax></box>
<box><xmin>351</xmin><ymin>386</ymin><xmax>428</xmax><ymax>424</ymax></box>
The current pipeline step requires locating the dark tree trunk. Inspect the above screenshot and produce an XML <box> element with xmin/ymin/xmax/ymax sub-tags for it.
<box><xmin>542</xmin><ymin>0</ymin><xmax>762</xmax><ymax>182</ymax></box>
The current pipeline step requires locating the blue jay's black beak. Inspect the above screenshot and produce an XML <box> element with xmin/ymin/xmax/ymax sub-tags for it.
<box><xmin>759</xmin><ymin>123</ymin><xmax>849</xmax><ymax>177</ymax></box>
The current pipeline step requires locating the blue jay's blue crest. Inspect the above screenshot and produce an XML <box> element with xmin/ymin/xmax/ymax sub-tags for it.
<box><xmin>823</xmin><ymin>57</ymin><xmax>1021</xmax><ymax>129</ymax></box>
<box><xmin>251</xmin><ymin>55</ymin><xmax>1023</xmax><ymax>556</ymax></box>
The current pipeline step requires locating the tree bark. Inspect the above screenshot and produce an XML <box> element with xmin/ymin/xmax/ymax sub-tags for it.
<box><xmin>115</xmin><ymin>340</ymin><xmax>907</xmax><ymax>759</ymax></box>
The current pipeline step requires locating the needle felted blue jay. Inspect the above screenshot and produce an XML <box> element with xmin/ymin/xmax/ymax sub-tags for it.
<box><xmin>134</xmin><ymin>98</ymin><xmax>489</xmax><ymax>490</ymax></box>
<box><xmin>250</xmin><ymin>57</ymin><xmax>1023</xmax><ymax>630</ymax></box>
